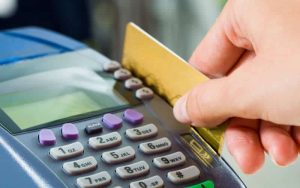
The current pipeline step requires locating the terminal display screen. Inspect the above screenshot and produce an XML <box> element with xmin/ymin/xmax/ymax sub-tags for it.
<box><xmin>0</xmin><ymin>63</ymin><xmax>135</xmax><ymax>133</ymax></box>
<box><xmin>0</xmin><ymin>90</ymin><xmax>126</xmax><ymax>130</ymax></box>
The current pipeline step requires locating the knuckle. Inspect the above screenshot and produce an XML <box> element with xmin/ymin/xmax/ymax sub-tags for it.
<box><xmin>226</xmin><ymin>77</ymin><xmax>253</xmax><ymax>118</ymax></box>
<box><xmin>226</xmin><ymin>127</ymin><xmax>257</xmax><ymax>147</ymax></box>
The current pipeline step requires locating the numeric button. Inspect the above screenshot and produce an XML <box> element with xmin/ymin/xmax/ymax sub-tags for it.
<box><xmin>88</xmin><ymin>132</ymin><xmax>122</xmax><ymax>150</ymax></box>
<box><xmin>130</xmin><ymin>175</ymin><xmax>164</xmax><ymax>188</ymax></box>
<box><xmin>126</xmin><ymin>124</ymin><xmax>158</xmax><ymax>140</ymax></box>
<box><xmin>139</xmin><ymin>137</ymin><xmax>171</xmax><ymax>154</ymax></box>
<box><xmin>49</xmin><ymin>142</ymin><xmax>84</xmax><ymax>160</ymax></box>
<box><xmin>76</xmin><ymin>171</ymin><xmax>111</xmax><ymax>188</ymax></box>
<box><xmin>63</xmin><ymin>156</ymin><xmax>97</xmax><ymax>175</ymax></box>
<box><xmin>167</xmin><ymin>165</ymin><xmax>200</xmax><ymax>184</ymax></box>
<box><xmin>153</xmin><ymin>152</ymin><xmax>186</xmax><ymax>169</ymax></box>
<box><xmin>102</xmin><ymin>146</ymin><xmax>135</xmax><ymax>164</ymax></box>
<box><xmin>116</xmin><ymin>161</ymin><xmax>150</xmax><ymax>179</ymax></box>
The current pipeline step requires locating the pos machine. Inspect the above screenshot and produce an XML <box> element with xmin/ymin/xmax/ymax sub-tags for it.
<box><xmin>0</xmin><ymin>24</ymin><xmax>245</xmax><ymax>188</ymax></box>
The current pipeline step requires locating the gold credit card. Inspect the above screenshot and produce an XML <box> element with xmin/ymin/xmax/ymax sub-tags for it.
<box><xmin>122</xmin><ymin>22</ymin><xmax>226</xmax><ymax>154</ymax></box>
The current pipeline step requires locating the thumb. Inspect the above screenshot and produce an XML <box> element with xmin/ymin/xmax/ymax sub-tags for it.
<box><xmin>173</xmin><ymin>77</ymin><xmax>246</xmax><ymax>128</ymax></box>
<box><xmin>174</xmin><ymin>50</ymin><xmax>263</xmax><ymax>128</ymax></box>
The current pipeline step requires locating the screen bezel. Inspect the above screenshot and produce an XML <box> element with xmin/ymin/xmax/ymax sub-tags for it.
<box><xmin>0</xmin><ymin>74</ymin><xmax>141</xmax><ymax>135</ymax></box>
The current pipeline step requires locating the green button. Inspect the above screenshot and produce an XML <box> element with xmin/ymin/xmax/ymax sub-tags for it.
<box><xmin>186</xmin><ymin>180</ymin><xmax>215</xmax><ymax>188</ymax></box>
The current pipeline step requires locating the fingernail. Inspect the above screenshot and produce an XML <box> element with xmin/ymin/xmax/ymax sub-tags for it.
<box><xmin>269</xmin><ymin>146</ymin><xmax>283</xmax><ymax>167</ymax></box>
<box><xmin>173</xmin><ymin>95</ymin><xmax>191</xmax><ymax>123</ymax></box>
<box><xmin>270</xmin><ymin>154</ymin><xmax>281</xmax><ymax>166</ymax></box>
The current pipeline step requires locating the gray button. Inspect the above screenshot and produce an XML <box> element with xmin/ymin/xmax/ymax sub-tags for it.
<box><xmin>114</xmin><ymin>68</ymin><xmax>132</xmax><ymax>80</ymax></box>
<box><xmin>139</xmin><ymin>137</ymin><xmax>171</xmax><ymax>154</ymax></box>
<box><xmin>88</xmin><ymin>132</ymin><xmax>122</xmax><ymax>150</ymax></box>
<box><xmin>102</xmin><ymin>146</ymin><xmax>135</xmax><ymax>164</ymax></box>
<box><xmin>153</xmin><ymin>151</ymin><xmax>186</xmax><ymax>169</ymax></box>
<box><xmin>76</xmin><ymin>171</ymin><xmax>111</xmax><ymax>188</ymax></box>
<box><xmin>49</xmin><ymin>142</ymin><xmax>84</xmax><ymax>160</ymax></box>
<box><xmin>167</xmin><ymin>165</ymin><xmax>200</xmax><ymax>184</ymax></box>
<box><xmin>135</xmin><ymin>87</ymin><xmax>154</xmax><ymax>100</ymax></box>
<box><xmin>125</xmin><ymin>77</ymin><xmax>143</xmax><ymax>90</ymax></box>
<box><xmin>63</xmin><ymin>156</ymin><xmax>97</xmax><ymax>175</ymax></box>
<box><xmin>103</xmin><ymin>60</ymin><xmax>121</xmax><ymax>72</ymax></box>
<box><xmin>85</xmin><ymin>122</ymin><xmax>103</xmax><ymax>135</ymax></box>
<box><xmin>130</xmin><ymin>175</ymin><xmax>164</xmax><ymax>188</ymax></box>
<box><xmin>116</xmin><ymin>161</ymin><xmax>150</xmax><ymax>179</ymax></box>
<box><xmin>126</xmin><ymin>124</ymin><xmax>158</xmax><ymax>141</ymax></box>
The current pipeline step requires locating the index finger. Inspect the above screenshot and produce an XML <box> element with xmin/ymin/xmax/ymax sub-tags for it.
<box><xmin>189</xmin><ymin>1</ymin><xmax>246</xmax><ymax>78</ymax></box>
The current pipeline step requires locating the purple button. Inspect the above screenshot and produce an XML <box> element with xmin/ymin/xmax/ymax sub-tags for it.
<box><xmin>61</xmin><ymin>123</ymin><xmax>79</xmax><ymax>140</ymax></box>
<box><xmin>102</xmin><ymin>113</ymin><xmax>122</xmax><ymax>129</ymax></box>
<box><xmin>123</xmin><ymin>109</ymin><xmax>144</xmax><ymax>125</ymax></box>
<box><xmin>38</xmin><ymin>129</ymin><xmax>56</xmax><ymax>146</ymax></box>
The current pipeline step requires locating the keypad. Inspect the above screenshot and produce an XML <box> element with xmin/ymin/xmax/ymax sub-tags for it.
<box><xmin>49</xmin><ymin>142</ymin><xmax>84</xmax><ymax>160</ymax></box>
<box><xmin>39</xmin><ymin>108</ymin><xmax>203</xmax><ymax>187</ymax></box>
<box><xmin>126</xmin><ymin>124</ymin><xmax>158</xmax><ymax>140</ymax></box>
<box><xmin>130</xmin><ymin>175</ymin><xmax>164</xmax><ymax>188</ymax></box>
<box><xmin>63</xmin><ymin>156</ymin><xmax>97</xmax><ymax>175</ymax></box>
<box><xmin>76</xmin><ymin>171</ymin><xmax>112</xmax><ymax>188</ymax></box>
<box><xmin>139</xmin><ymin>137</ymin><xmax>172</xmax><ymax>154</ymax></box>
<box><xmin>153</xmin><ymin>151</ymin><xmax>186</xmax><ymax>169</ymax></box>
<box><xmin>88</xmin><ymin>132</ymin><xmax>122</xmax><ymax>150</ymax></box>
<box><xmin>101</xmin><ymin>146</ymin><xmax>135</xmax><ymax>164</ymax></box>
<box><xmin>167</xmin><ymin>165</ymin><xmax>200</xmax><ymax>184</ymax></box>
<box><xmin>116</xmin><ymin>161</ymin><xmax>150</xmax><ymax>179</ymax></box>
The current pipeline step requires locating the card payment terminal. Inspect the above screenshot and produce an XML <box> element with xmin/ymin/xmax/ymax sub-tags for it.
<box><xmin>0</xmin><ymin>26</ymin><xmax>245</xmax><ymax>188</ymax></box>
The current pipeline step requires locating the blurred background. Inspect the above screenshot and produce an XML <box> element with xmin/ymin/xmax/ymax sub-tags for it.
<box><xmin>0</xmin><ymin>0</ymin><xmax>225</xmax><ymax>61</ymax></box>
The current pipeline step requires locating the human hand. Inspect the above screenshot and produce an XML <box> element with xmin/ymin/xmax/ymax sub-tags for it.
<box><xmin>173</xmin><ymin>0</ymin><xmax>300</xmax><ymax>174</ymax></box>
